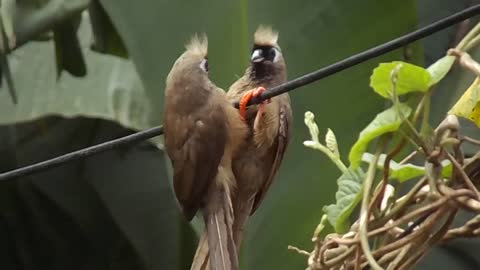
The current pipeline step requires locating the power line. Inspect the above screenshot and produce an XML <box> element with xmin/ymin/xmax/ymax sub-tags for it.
<box><xmin>236</xmin><ymin>4</ymin><xmax>480</xmax><ymax>106</ymax></box>
<box><xmin>0</xmin><ymin>126</ymin><xmax>163</xmax><ymax>180</ymax></box>
<box><xmin>1</xmin><ymin>4</ymin><xmax>480</xmax><ymax>182</ymax></box>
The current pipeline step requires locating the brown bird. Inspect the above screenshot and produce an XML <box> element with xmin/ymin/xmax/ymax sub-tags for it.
<box><xmin>163</xmin><ymin>35</ymin><xmax>246</xmax><ymax>270</ymax></box>
<box><xmin>227</xmin><ymin>25</ymin><xmax>293</xmax><ymax>252</ymax></box>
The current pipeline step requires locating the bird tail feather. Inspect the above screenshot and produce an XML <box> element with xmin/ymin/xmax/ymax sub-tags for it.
<box><xmin>191</xmin><ymin>169</ymin><xmax>238</xmax><ymax>270</ymax></box>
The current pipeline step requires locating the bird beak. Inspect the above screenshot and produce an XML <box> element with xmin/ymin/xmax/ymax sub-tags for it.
<box><xmin>251</xmin><ymin>49</ymin><xmax>264</xmax><ymax>63</ymax></box>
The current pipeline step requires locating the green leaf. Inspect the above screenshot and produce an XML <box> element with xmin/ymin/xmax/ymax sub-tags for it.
<box><xmin>0</xmin><ymin>16</ymin><xmax>151</xmax><ymax>131</ymax></box>
<box><xmin>0</xmin><ymin>0</ymin><xmax>16</xmax><ymax>48</ymax></box>
<box><xmin>89</xmin><ymin>0</ymin><xmax>128</xmax><ymax>58</ymax></box>
<box><xmin>349</xmin><ymin>103</ymin><xmax>412</xmax><ymax>168</ymax></box>
<box><xmin>370</xmin><ymin>61</ymin><xmax>431</xmax><ymax>98</ymax></box>
<box><xmin>0</xmin><ymin>117</ymin><xmax>193</xmax><ymax>270</ymax></box>
<box><xmin>361</xmin><ymin>153</ymin><xmax>452</xmax><ymax>182</ymax></box>
<box><xmin>0</xmin><ymin>37</ymin><xmax>16</xmax><ymax>104</ymax></box>
<box><xmin>53</xmin><ymin>14</ymin><xmax>87</xmax><ymax>78</ymax></box>
<box><xmin>324</xmin><ymin>167</ymin><xmax>365</xmax><ymax>233</ymax></box>
<box><xmin>426</xmin><ymin>55</ymin><xmax>455</xmax><ymax>86</ymax></box>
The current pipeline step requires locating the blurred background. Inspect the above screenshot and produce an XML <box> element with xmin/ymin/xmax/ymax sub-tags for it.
<box><xmin>0</xmin><ymin>0</ymin><xmax>479</xmax><ymax>269</ymax></box>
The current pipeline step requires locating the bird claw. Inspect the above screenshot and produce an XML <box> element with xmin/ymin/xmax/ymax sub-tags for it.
<box><xmin>239</xmin><ymin>86</ymin><xmax>270</xmax><ymax>125</ymax></box>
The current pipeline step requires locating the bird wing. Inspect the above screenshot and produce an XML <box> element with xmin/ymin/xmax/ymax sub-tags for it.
<box><xmin>164</xmin><ymin>101</ymin><xmax>228</xmax><ymax>220</ymax></box>
<box><xmin>251</xmin><ymin>99</ymin><xmax>292</xmax><ymax>214</ymax></box>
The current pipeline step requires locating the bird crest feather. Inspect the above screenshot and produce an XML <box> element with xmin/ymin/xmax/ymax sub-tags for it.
<box><xmin>254</xmin><ymin>25</ymin><xmax>278</xmax><ymax>46</ymax></box>
<box><xmin>185</xmin><ymin>33</ymin><xmax>208</xmax><ymax>57</ymax></box>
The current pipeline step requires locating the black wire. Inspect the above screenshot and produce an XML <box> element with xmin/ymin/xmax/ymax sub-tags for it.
<box><xmin>1</xmin><ymin>4</ymin><xmax>480</xmax><ymax>182</ymax></box>
<box><xmin>235</xmin><ymin>4</ymin><xmax>480</xmax><ymax>107</ymax></box>
<box><xmin>0</xmin><ymin>126</ymin><xmax>163</xmax><ymax>180</ymax></box>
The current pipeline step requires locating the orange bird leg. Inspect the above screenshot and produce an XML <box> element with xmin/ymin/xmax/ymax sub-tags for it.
<box><xmin>238</xmin><ymin>86</ymin><xmax>270</xmax><ymax>130</ymax></box>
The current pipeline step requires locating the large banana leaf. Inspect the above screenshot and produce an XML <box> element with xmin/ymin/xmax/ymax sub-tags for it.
<box><xmin>0</xmin><ymin>2</ymin><xmax>191</xmax><ymax>269</ymax></box>
<box><xmin>0</xmin><ymin>117</ymin><xmax>196</xmax><ymax>270</ymax></box>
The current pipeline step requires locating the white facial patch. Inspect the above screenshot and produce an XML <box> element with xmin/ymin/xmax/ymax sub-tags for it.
<box><xmin>199</xmin><ymin>59</ymin><xmax>208</xmax><ymax>72</ymax></box>
<box><xmin>272</xmin><ymin>47</ymin><xmax>281</xmax><ymax>63</ymax></box>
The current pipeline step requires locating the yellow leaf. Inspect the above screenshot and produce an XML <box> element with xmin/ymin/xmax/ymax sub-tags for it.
<box><xmin>449</xmin><ymin>77</ymin><xmax>480</xmax><ymax>127</ymax></box>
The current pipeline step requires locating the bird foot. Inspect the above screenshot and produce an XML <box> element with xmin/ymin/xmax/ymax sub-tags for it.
<box><xmin>239</xmin><ymin>86</ymin><xmax>271</xmax><ymax>129</ymax></box>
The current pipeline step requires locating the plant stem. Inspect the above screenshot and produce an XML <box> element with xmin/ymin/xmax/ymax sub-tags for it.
<box><xmin>305</xmin><ymin>142</ymin><xmax>348</xmax><ymax>174</ymax></box>
<box><xmin>445</xmin><ymin>151</ymin><xmax>480</xmax><ymax>199</ymax></box>
<box><xmin>390</xmin><ymin>66</ymin><xmax>430</xmax><ymax>155</ymax></box>
<box><xmin>464</xmin><ymin>33</ymin><xmax>480</xmax><ymax>52</ymax></box>
<box><xmin>456</xmin><ymin>21</ymin><xmax>480</xmax><ymax>51</ymax></box>
<box><xmin>373</xmin><ymin>177</ymin><xmax>427</xmax><ymax>227</ymax></box>
<box><xmin>359</xmin><ymin>140</ymin><xmax>384</xmax><ymax>270</ymax></box>
<box><xmin>463</xmin><ymin>136</ymin><xmax>480</xmax><ymax>146</ymax></box>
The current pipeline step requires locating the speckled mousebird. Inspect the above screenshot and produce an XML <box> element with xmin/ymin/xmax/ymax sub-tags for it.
<box><xmin>163</xmin><ymin>35</ymin><xmax>247</xmax><ymax>270</ymax></box>
<box><xmin>227</xmin><ymin>25</ymin><xmax>293</xmax><ymax>252</ymax></box>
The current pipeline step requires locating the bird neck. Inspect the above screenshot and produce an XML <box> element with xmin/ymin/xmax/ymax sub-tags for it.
<box><xmin>247</xmin><ymin>64</ymin><xmax>286</xmax><ymax>85</ymax></box>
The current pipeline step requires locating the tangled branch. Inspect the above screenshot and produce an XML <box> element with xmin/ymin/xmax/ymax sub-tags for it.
<box><xmin>303</xmin><ymin>129</ymin><xmax>480</xmax><ymax>270</ymax></box>
<box><xmin>294</xmin><ymin>20</ymin><xmax>480</xmax><ymax>269</ymax></box>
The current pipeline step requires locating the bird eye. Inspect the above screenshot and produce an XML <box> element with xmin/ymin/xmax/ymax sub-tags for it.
<box><xmin>270</xmin><ymin>48</ymin><xmax>281</xmax><ymax>62</ymax></box>
<box><xmin>268</xmin><ymin>48</ymin><xmax>276</xmax><ymax>59</ymax></box>
<box><xmin>199</xmin><ymin>58</ymin><xmax>208</xmax><ymax>72</ymax></box>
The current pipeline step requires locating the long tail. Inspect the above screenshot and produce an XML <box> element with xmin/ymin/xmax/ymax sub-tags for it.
<box><xmin>191</xmin><ymin>170</ymin><xmax>238</xmax><ymax>270</ymax></box>
<box><xmin>191</xmin><ymin>232</ymin><xmax>210</xmax><ymax>270</ymax></box>
<box><xmin>232</xmin><ymin>199</ymin><xmax>254</xmax><ymax>252</ymax></box>
<box><xmin>191</xmin><ymin>197</ymin><xmax>250</xmax><ymax>270</ymax></box>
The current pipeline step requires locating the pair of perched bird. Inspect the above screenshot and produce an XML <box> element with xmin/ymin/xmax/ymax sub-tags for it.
<box><xmin>163</xmin><ymin>26</ymin><xmax>292</xmax><ymax>270</ymax></box>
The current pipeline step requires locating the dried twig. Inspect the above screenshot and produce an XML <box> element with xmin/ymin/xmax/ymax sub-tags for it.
<box><xmin>446</xmin><ymin>151</ymin><xmax>480</xmax><ymax>199</ymax></box>
<box><xmin>443</xmin><ymin>214</ymin><xmax>480</xmax><ymax>241</ymax></box>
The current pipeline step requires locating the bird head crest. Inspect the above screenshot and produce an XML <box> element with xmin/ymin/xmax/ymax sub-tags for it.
<box><xmin>254</xmin><ymin>25</ymin><xmax>279</xmax><ymax>46</ymax></box>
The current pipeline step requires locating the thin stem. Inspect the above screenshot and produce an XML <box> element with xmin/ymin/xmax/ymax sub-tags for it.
<box><xmin>464</xmin><ymin>31</ymin><xmax>480</xmax><ymax>52</ymax></box>
<box><xmin>412</xmin><ymin>94</ymin><xmax>428</xmax><ymax>125</ymax></box>
<box><xmin>369</xmin><ymin>197</ymin><xmax>447</xmax><ymax>237</ymax></box>
<box><xmin>425</xmin><ymin>161</ymin><xmax>440</xmax><ymax>195</ymax></box>
<box><xmin>312</xmin><ymin>214</ymin><xmax>328</xmax><ymax>242</ymax></box>
<box><xmin>305</xmin><ymin>142</ymin><xmax>348</xmax><ymax>174</ymax></box>
<box><xmin>377</xmin><ymin>248</ymin><xmax>401</xmax><ymax>266</ymax></box>
<box><xmin>445</xmin><ymin>151</ymin><xmax>480</xmax><ymax>199</ymax></box>
<box><xmin>375</xmin><ymin>177</ymin><xmax>427</xmax><ymax>226</ymax></box>
<box><xmin>405</xmin><ymin>119</ymin><xmax>430</xmax><ymax>155</ymax></box>
<box><xmin>456</xmin><ymin>21</ymin><xmax>480</xmax><ymax>50</ymax></box>
<box><xmin>399</xmin><ymin>150</ymin><xmax>418</xmax><ymax>164</ymax></box>
<box><xmin>419</xmin><ymin>92</ymin><xmax>431</xmax><ymax>138</ymax></box>
<box><xmin>369</xmin><ymin>209</ymin><xmax>443</xmax><ymax>261</ymax></box>
<box><xmin>390</xmin><ymin>67</ymin><xmax>430</xmax><ymax>155</ymax></box>
<box><xmin>288</xmin><ymin>246</ymin><xmax>310</xmax><ymax>256</ymax></box>
<box><xmin>398</xmin><ymin>208</ymin><xmax>456</xmax><ymax>270</ymax></box>
<box><xmin>323</xmin><ymin>246</ymin><xmax>356</xmax><ymax>268</ymax></box>
<box><xmin>463</xmin><ymin>136</ymin><xmax>480</xmax><ymax>146</ymax></box>
<box><xmin>386</xmin><ymin>244</ymin><xmax>411</xmax><ymax>270</ymax></box>
<box><xmin>359</xmin><ymin>141</ymin><xmax>384</xmax><ymax>270</ymax></box>
<box><xmin>354</xmin><ymin>245</ymin><xmax>361</xmax><ymax>270</ymax></box>
<box><xmin>443</xmin><ymin>214</ymin><xmax>480</xmax><ymax>241</ymax></box>
<box><xmin>368</xmin><ymin>139</ymin><xmax>405</xmax><ymax>214</ymax></box>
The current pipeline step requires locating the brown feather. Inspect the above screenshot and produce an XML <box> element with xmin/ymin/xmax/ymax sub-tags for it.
<box><xmin>191</xmin><ymin>233</ymin><xmax>209</xmax><ymax>270</ymax></box>
<box><xmin>227</xmin><ymin>26</ymin><xmax>292</xmax><ymax>250</ymax></box>
<box><xmin>164</xmin><ymin>35</ymin><xmax>246</xmax><ymax>270</ymax></box>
